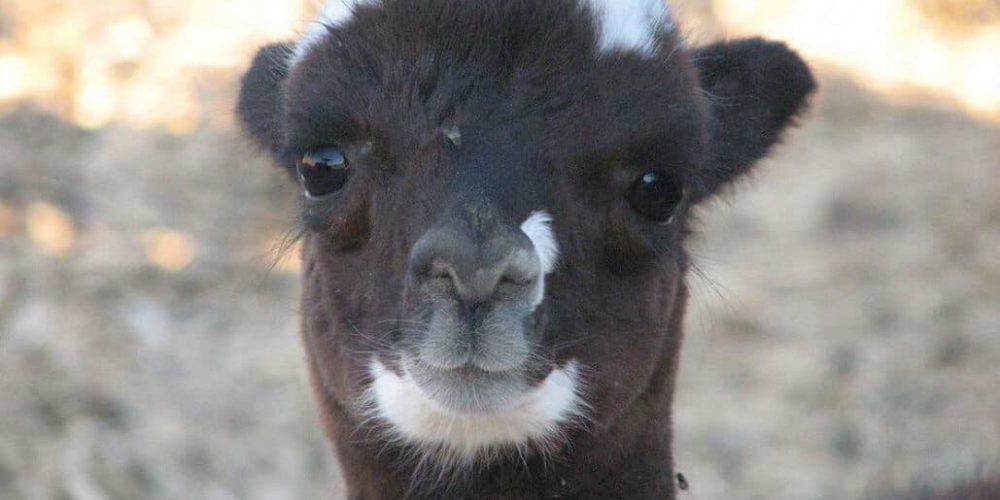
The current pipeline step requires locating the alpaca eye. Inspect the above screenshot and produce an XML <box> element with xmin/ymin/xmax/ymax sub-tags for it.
<box><xmin>298</xmin><ymin>147</ymin><xmax>350</xmax><ymax>198</ymax></box>
<box><xmin>627</xmin><ymin>171</ymin><xmax>684</xmax><ymax>222</ymax></box>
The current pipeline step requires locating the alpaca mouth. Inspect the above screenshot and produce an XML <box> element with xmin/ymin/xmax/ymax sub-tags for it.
<box><xmin>367</xmin><ymin>358</ymin><xmax>587</xmax><ymax>459</ymax></box>
<box><xmin>402</xmin><ymin>356</ymin><xmax>536</xmax><ymax>413</ymax></box>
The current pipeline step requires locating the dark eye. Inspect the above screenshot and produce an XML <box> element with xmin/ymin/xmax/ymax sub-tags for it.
<box><xmin>297</xmin><ymin>147</ymin><xmax>350</xmax><ymax>198</ymax></box>
<box><xmin>627</xmin><ymin>171</ymin><xmax>685</xmax><ymax>222</ymax></box>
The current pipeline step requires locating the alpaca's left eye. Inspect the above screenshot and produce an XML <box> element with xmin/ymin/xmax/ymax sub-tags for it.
<box><xmin>627</xmin><ymin>171</ymin><xmax>685</xmax><ymax>223</ymax></box>
<box><xmin>298</xmin><ymin>147</ymin><xmax>350</xmax><ymax>198</ymax></box>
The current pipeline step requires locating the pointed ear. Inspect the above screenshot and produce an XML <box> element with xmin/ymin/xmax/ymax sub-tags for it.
<box><xmin>236</xmin><ymin>42</ymin><xmax>294</xmax><ymax>165</ymax></box>
<box><xmin>690</xmin><ymin>37</ymin><xmax>816</xmax><ymax>201</ymax></box>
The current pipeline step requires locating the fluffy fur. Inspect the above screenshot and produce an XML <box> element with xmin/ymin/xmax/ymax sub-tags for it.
<box><xmin>237</xmin><ymin>0</ymin><xmax>816</xmax><ymax>497</ymax></box>
<box><xmin>291</xmin><ymin>0</ymin><xmax>675</xmax><ymax>67</ymax></box>
<box><xmin>291</xmin><ymin>0</ymin><xmax>374</xmax><ymax>65</ymax></box>
<box><xmin>519</xmin><ymin>210</ymin><xmax>559</xmax><ymax>307</ymax></box>
<box><xmin>582</xmin><ymin>0</ymin><xmax>674</xmax><ymax>55</ymax></box>
<box><xmin>364</xmin><ymin>360</ymin><xmax>587</xmax><ymax>466</ymax></box>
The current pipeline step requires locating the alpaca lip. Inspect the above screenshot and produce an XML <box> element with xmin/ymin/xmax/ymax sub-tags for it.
<box><xmin>402</xmin><ymin>356</ymin><xmax>534</xmax><ymax>413</ymax></box>
<box><xmin>403</xmin><ymin>302</ymin><xmax>541</xmax><ymax>373</ymax></box>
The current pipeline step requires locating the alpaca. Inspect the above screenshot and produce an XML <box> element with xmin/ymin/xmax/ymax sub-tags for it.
<box><xmin>237</xmin><ymin>0</ymin><xmax>815</xmax><ymax>498</ymax></box>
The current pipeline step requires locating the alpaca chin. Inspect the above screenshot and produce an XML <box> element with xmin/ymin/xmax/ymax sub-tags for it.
<box><xmin>364</xmin><ymin>360</ymin><xmax>588</xmax><ymax>464</ymax></box>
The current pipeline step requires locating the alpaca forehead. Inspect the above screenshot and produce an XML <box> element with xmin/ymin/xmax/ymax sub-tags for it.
<box><xmin>291</xmin><ymin>0</ymin><xmax>373</xmax><ymax>64</ymax></box>
<box><xmin>582</xmin><ymin>0</ymin><xmax>673</xmax><ymax>55</ymax></box>
<box><xmin>289</xmin><ymin>0</ymin><xmax>673</xmax><ymax>65</ymax></box>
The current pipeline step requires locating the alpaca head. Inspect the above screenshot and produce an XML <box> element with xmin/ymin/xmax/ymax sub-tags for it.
<box><xmin>238</xmin><ymin>0</ymin><xmax>814</xmax><ymax>468</ymax></box>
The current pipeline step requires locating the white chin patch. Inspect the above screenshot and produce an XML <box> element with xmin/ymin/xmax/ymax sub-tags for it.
<box><xmin>365</xmin><ymin>361</ymin><xmax>586</xmax><ymax>464</ymax></box>
<box><xmin>520</xmin><ymin>210</ymin><xmax>559</xmax><ymax>307</ymax></box>
<box><xmin>581</xmin><ymin>0</ymin><xmax>674</xmax><ymax>55</ymax></box>
<box><xmin>290</xmin><ymin>0</ymin><xmax>374</xmax><ymax>65</ymax></box>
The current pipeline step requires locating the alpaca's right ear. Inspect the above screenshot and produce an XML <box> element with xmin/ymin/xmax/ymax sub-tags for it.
<box><xmin>237</xmin><ymin>42</ymin><xmax>294</xmax><ymax>166</ymax></box>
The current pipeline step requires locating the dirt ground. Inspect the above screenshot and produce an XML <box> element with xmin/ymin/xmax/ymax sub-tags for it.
<box><xmin>1</xmin><ymin>3</ymin><xmax>998</xmax><ymax>500</ymax></box>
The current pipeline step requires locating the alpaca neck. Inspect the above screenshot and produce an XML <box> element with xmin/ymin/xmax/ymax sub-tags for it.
<box><xmin>329</xmin><ymin>412</ymin><xmax>677</xmax><ymax>499</ymax></box>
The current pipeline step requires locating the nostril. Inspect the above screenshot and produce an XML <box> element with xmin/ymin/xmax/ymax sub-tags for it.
<box><xmin>498</xmin><ymin>272</ymin><xmax>534</xmax><ymax>287</ymax></box>
<box><xmin>427</xmin><ymin>260</ymin><xmax>455</xmax><ymax>280</ymax></box>
<box><xmin>498</xmin><ymin>274</ymin><xmax>520</xmax><ymax>285</ymax></box>
<box><xmin>409</xmin><ymin>226</ymin><xmax>542</xmax><ymax>305</ymax></box>
<box><xmin>499</xmin><ymin>256</ymin><xmax>539</xmax><ymax>287</ymax></box>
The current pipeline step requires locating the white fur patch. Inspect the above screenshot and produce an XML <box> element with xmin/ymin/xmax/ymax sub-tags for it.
<box><xmin>520</xmin><ymin>211</ymin><xmax>559</xmax><ymax>307</ymax></box>
<box><xmin>366</xmin><ymin>360</ymin><xmax>586</xmax><ymax>463</ymax></box>
<box><xmin>520</xmin><ymin>211</ymin><xmax>559</xmax><ymax>274</ymax></box>
<box><xmin>582</xmin><ymin>0</ymin><xmax>673</xmax><ymax>55</ymax></box>
<box><xmin>290</xmin><ymin>0</ymin><xmax>373</xmax><ymax>65</ymax></box>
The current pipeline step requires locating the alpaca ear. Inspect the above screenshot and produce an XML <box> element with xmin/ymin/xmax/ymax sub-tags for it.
<box><xmin>690</xmin><ymin>37</ymin><xmax>816</xmax><ymax>201</ymax></box>
<box><xmin>237</xmin><ymin>42</ymin><xmax>294</xmax><ymax>165</ymax></box>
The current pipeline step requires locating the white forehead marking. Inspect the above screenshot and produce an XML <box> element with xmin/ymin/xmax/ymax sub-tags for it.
<box><xmin>291</xmin><ymin>0</ymin><xmax>374</xmax><ymax>65</ymax></box>
<box><xmin>582</xmin><ymin>0</ymin><xmax>673</xmax><ymax>55</ymax></box>
<box><xmin>366</xmin><ymin>360</ymin><xmax>586</xmax><ymax>464</ymax></box>
<box><xmin>520</xmin><ymin>210</ymin><xmax>559</xmax><ymax>307</ymax></box>
<box><xmin>291</xmin><ymin>1</ymin><xmax>672</xmax><ymax>66</ymax></box>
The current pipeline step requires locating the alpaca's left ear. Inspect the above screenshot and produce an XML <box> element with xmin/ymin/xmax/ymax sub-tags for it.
<box><xmin>690</xmin><ymin>37</ymin><xmax>816</xmax><ymax>201</ymax></box>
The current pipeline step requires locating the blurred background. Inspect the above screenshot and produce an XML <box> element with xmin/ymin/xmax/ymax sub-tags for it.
<box><xmin>0</xmin><ymin>0</ymin><xmax>997</xmax><ymax>498</ymax></box>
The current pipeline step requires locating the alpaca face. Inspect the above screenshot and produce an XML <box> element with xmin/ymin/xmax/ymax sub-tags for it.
<box><xmin>238</xmin><ymin>0</ymin><xmax>814</xmax><ymax>465</ymax></box>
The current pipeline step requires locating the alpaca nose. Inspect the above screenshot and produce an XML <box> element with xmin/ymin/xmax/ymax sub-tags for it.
<box><xmin>409</xmin><ymin>225</ymin><xmax>540</xmax><ymax>308</ymax></box>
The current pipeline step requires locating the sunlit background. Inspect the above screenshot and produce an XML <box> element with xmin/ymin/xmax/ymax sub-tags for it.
<box><xmin>1</xmin><ymin>1</ymin><xmax>998</xmax><ymax>499</ymax></box>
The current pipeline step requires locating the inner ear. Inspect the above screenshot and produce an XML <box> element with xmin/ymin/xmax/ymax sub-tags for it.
<box><xmin>690</xmin><ymin>37</ymin><xmax>816</xmax><ymax>202</ymax></box>
<box><xmin>236</xmin><ymin>42</ymin><xmax>294</xmax><ymax>166</ymax></box>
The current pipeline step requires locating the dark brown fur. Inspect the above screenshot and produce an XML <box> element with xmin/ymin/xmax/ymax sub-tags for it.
<box><xmin>237</xmin><ymin>1</ymin><xmax>816</xmax><ymax>498</ymax></box>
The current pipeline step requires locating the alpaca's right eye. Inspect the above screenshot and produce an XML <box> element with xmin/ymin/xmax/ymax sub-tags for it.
<box><xmin>627</xmin><ymin>171</ymin><xmax>685</xmax><ymax>223</ymax></box>
<box><xmin>298</xmin><ymin>147</ymin><xmax>351</xmax><ymax>198</ymax></box>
